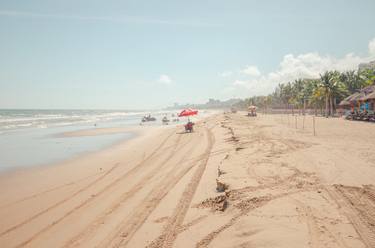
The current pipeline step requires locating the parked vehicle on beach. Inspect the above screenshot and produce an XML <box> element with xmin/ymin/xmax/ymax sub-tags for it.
<box><xmin>162</xmin><ymin>116</ymin><xmax>170</xmax><ymax>125</ymax></box>
<box><xmin>184</xmin><ymin>121</ymin><xmax>194</xmax><ymax>132</ymax></box>
<box><xmin>178</xmin><ymin>109</ymin><xmax>198</xmax><ymax>133</ymax></box>
<box><xmin>142</xmin><ymin>115</ymin><xmax>156</xmax><ymax>122</ymax></box>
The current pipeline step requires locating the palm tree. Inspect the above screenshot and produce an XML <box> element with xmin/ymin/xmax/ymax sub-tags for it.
<box><xmin>340</xmin><ymin>70</ymin><xmax>363</xmax><ymax>95</ymax></box>
<box><xmin>307</xmin><ymin>79</ymin><xmax>324</xmax><ymax>115</ymax></box>
<box><xmin>300</xmin><ymin>79</ymin><xmax>315</xmax><ymax>114</ymax></box>
<box><xmin>359</xmin><ymin>68</ymin><xmax>375</xmax><ymax>86</ymax></box>
<box><xmin>291</xmin><ymin>79</ymin><xmax>305</xmax><ymax>113</ymax></box>
<box><xmin>320</xmin><ymin>71</ymin><xmax>334</xmax><ymax>117</ymax></box>
<box><xmin>320</xmin><ymin>71</ymin><xmax>347</xmax><ymax>117</ymax></box>
<box><xmin>232</xmin><ymin>67</ymin><xmax>375</xmax><ymax>113</ymax></box>
<box><xmin>283</xmin><ymin>82</ymin><xmax>294</xmax><ymax>113</ymax></box>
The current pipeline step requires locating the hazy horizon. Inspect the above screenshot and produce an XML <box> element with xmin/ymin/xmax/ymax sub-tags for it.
<box><xmin>1</xmin><ymin>0</ymin><xmax>375</xmax><ymax>109</ymax></box>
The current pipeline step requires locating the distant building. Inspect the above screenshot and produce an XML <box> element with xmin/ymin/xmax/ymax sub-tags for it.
<box><xmin>359</xmin><ymin>60</ymin><xmax>375</xmax><ymax>71</ymax></box>
<box><xmin>166</xmin><ymin>98</ymin><xmax>241</xmax><ymax>110</ymax></box>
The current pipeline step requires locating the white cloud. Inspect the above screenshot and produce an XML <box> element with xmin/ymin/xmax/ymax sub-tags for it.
<box><xmin>241</xmin><ymin>65</ymin><xmax>261</xmax><ymax>77</ymax></box>
<box><xmin>219</xmin><ymin>71</ymin><xmax>232</xmax><ymax>77</ymax></box>
<box><xmin>232</xmin><ymin>79</ymin><xmax>259</xmax><ymax>90</ymax></box>
<box><xmin>231</xmin><ymin>37</ymin><xmax>375</xmax><ymax>96</ymax></box>
<box><xmin>233</xmin><ymin>80</ymin><xmax>249</xmax><ymax>87</ymax></box>
<box><xmin>369</xmin><ymin>37</ymin><xmax>375</xmax><ymax>56</ymax></box>
<box><xmin>158</xmin><ymin>74</ymin><xmax>173</xmax><ymax>84</ymax></box>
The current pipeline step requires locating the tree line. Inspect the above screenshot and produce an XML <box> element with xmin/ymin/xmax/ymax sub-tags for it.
<box><xmin>233</xmin><ymin>68</ymin><xmax>375</xmax><ymax>117</ymax></box>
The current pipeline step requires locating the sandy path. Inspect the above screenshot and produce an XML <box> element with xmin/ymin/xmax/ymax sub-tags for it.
<box><xmin>0</xmin><ymin>113</ymin><xmax>374</xmax><ymax>247</ymax></box>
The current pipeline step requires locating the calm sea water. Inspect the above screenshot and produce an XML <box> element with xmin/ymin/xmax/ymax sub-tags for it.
<box><xmin>0</xmin><ymin>109</ymin><xmax>180</xmax><ymax>171</ymax></box>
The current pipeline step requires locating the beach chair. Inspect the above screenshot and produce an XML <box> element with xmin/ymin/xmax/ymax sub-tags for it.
<box><xmin>345</xmin><ymin>111</ymin><xmax>355</xmax><ymax>120</ymax></box>
<box><xmin>362</xmin><ymin>112</ymin><xmax>371</xmax><ymax>121</ymax></box>
<box><xmin>367</xmin><ymin>111</ymin><xmax>375</xmax><ymax>122</ymax></box>
<box><xmin>356</xmin><ymin>112</ymin><xmax>363</xmax><ymax>121</ymax></box>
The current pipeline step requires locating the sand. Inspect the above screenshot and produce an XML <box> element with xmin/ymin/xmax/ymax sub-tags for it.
<box><xmin>60</xmin><ymin>127</ymin><xmax>143</xmax><ymax>138</ymax></box>
<box><xmin>0</xmin><ymin>112</ymin><xmax>374</xmax><ymax>248</ymax></box>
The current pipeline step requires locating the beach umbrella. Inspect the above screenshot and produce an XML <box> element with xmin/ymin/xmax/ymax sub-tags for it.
<box><xmin>248</xmin><ymin>105</ymin><xmax>257</xmax><ymax>110</ymax></box>
<box><xmin>178</xmin><ymin>109</ymin><xmax>198</xmax><ymax>132</ymax></box>
<box><xmin>178</xmin><ymin>109</ymin><xmax>198</xmax><ymax>117</ymax></box>
<box><xmin>178</xmin><ymin>109</ymin><xmax>198</xmax><ymax>123</ymax></box>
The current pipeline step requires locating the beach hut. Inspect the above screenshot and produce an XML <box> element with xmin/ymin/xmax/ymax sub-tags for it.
<box><xmin>339</xmin><ymin>92</ymin><xmax>363</xmax><ymax>113</ymax></box>
<box><xmin>339</xmin><ymin>85</ymin><xmax>375</xmax><ymax>120</ymax></box>
<box><xmin>339</xmin><ymin>85</ymin><xmax>375</xmax><ymax>112</ymax></box>
<box><xmin>338</xmin><ymin>95</ymin><xmax>353</xmax><ymax>116</ymax></box>
<box><xmin>362</xmin><ymin>91</ymin><xmax>375</xmax><ymax>111</ymax></box>
<box><xmin>352</xmin><ymin>92</ymin><xmax>367</xmax><ymax>112</ymax></box>
<box><xmin>359</xmin><ymin>85</ymin><xmax>375</xmax><ymax>111</ymax></box>
<box><xmin>338</xmin><ymin>98</ymin><xmax>351</xmax><ymax>107</ymax></box>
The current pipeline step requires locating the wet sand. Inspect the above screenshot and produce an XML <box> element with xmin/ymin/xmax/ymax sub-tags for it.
<box><xmin>0</xmin><ymin>113</ymin><xmax>374</xmax><ymax>248</ymax></box>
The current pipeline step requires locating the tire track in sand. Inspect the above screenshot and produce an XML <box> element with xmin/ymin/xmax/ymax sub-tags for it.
<box><xmin>8</xmin><ymin>129</ymin><xmax>176</xmax><ymax>247</ymax></box>
<box><xmin>0</xmin><ymin>162</ymin><xmax>120</xmax><ymax>237</ymax></box>
<box><xmin>103</xmin><ymin>126</ymin><xmax>212</xmax><ymax>247</ymax></box>
<box><xmin>64</xmin><ymin>132</ymin><xmax>195</xmax><ymax>247</ymax></box>
<box><xmin>195</xmin><ymin>191</ymin><xmax>299</xmax><ymax>248</ymax></box>
<box><xmin>0</xmin><ymin>172</ymin><xmax>104</xmax><ymax>210</ymax></box>
<box><xmin>147</xmin><ymin>125</ymin><xmax>215</xmax><ymax>248</ymax></box>
<box><xmin>325</xmin><ymin>185</ymin><xmax>375</xmax><ymax>248</ymax></box>
<box><xmin>100</xmin><ymin>128</ymin><xmax>209</xmax><ymax>248</ymax></box>
<box><xmin>1</xmin><ymin>131</ymin><xmax>177</xmax><ymax>212</ymax></box>
<box><xmin>2</xmin><ymin>131</ymin><xmax>182</xmax><ymax>211</ymax></box>
<box><xmin>292</xmin><ymin>198</ymin><xmax>350</xmax><ymax>248</ymax></box>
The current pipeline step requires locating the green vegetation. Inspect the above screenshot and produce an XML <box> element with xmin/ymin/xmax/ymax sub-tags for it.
<box><xmin>234</xmin><ymin>69</ymin><xmax>375</xmax><ymax>117</ymax></box>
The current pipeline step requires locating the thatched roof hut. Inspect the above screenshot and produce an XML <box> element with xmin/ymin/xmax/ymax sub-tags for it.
<box><xmin>363</xmin><ymin>91</ymin><xmax>375</xmax><ymax>101</ymax></box>
<box><xmin>352</xmin><ymin>92</ymin><xmax>366</xmax><ymax>102</ymax></box>
<box><xmin>338</xmin><ymin>98</ymin><xmax>351</xmax><ymax>106</ymax></box>
<box><xmin>339</xmin><ymin>85</ymin><xmax>375</xmax><ymax>106</ymax></box>
<box><xmin>339</xmin><ymin>92</ymin><xmax>362</xmax><ymax>106</ymax></box>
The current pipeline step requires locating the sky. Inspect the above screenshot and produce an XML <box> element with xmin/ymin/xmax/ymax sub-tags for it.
<box><xmin>0</xmin><ymin>0</ymin><xmax>375</xmax><ymax>109</ymax></box>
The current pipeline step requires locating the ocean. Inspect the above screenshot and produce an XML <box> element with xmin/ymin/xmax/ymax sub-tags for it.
<box><xmin>0</xmin><ymin>109</ymin><xmax>180</xmax><ymax>171</ymax></box>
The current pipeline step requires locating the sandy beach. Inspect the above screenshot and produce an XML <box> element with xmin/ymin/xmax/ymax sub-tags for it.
<box><xmin>0</xmin><ymin>112</ymin><xmax>374</xmax><ymax>248</ymax></box>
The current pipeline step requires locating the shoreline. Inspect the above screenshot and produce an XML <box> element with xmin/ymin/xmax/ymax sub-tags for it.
<box><xmin>0</xmin><ymin>125</ymin><xmax>163</xmax><ymax>178</ymax></box>
<box><xmin>0</xmin><ymin>113</ymin><xmax>207</xmax><ymax>175</ymax></box>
